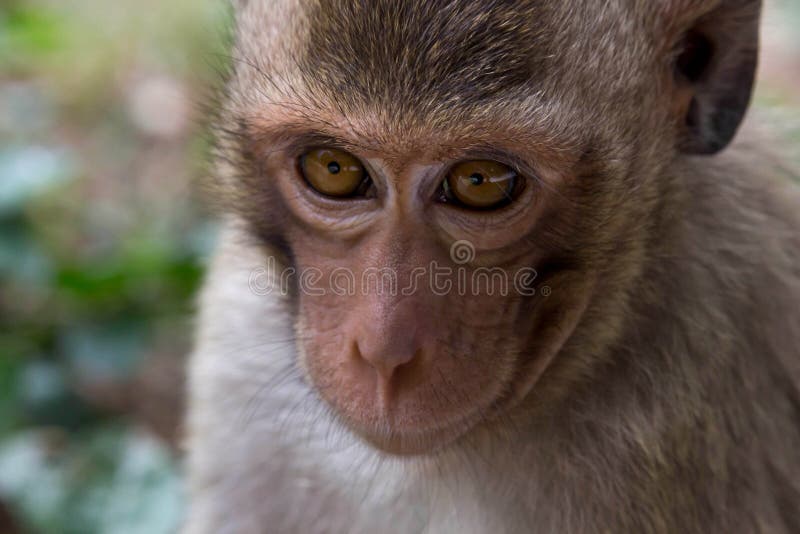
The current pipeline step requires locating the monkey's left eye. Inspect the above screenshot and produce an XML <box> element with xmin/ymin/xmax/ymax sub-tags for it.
<box><xmin>442</xmin><ymin>160</ymin><xmax>518</xmax><ymax>210</ymax></box>
<box><xmin>299</xmin><ymin>148</ymin><xmax>371</xmax><ymax>198</ymax></box>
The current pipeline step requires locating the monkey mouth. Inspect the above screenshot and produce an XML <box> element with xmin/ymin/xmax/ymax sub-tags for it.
<box><xmin>353</xmin><ymin>422</ymin><xmax>472</xmax><ymax>456</ymax></box>
<box><xmin>338</xmin><ymin>405</ymin><xmax>488</xmax><ymax>456</ymax></box>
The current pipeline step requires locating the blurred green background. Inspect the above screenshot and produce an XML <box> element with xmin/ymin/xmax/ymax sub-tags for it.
<box><xmin>0</xmin><ymin>0</ymin><xmax>797</xmax><ymax>533</ymax></box>
<box><xmin>0</xmin><ymin>0</ymin><xmax>226</xmax><ymax>531</ymax></box>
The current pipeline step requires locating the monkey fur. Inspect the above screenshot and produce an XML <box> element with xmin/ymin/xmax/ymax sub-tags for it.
<box><xmin>185</xmin><ymin>1</ymin><xmax>800</xmax><ymax>532</ymax></box>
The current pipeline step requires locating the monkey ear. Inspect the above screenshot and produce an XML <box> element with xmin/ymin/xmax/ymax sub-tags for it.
<box><xmin>673</xmin><ymin>1</ymin><xmax>762</xmax><ymax>155</ymax></box>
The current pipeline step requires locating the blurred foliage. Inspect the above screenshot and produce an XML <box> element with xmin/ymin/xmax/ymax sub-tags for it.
<box><xmin>0</xmin><ymin>0</ymin><xmax>797</xmax><ymax>533</ymax></box>
<box><xmin>0</xmin><ymin>0</ymin><xmax>229</xmax><ymax>531</ymax></box>
<box><xmin>0</xmin><ymin>427</ymin><xmax>182</xmax><ymax>534</ymax></box>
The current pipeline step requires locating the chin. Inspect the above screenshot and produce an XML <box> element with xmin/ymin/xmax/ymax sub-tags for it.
<box><xmin>342</xmin><ymin>411</ymin><xmax>482</xmax><ymax>457</ymax></box>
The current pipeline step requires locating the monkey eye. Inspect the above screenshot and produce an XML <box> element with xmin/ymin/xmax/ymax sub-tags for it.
<box><xmin>299</xmin><ymin>148</ymin><xmax>372</xmax><ymax>198</ymax></box>
<box><xmin>442</xmin><ymin>160</ymin><xmax>518</xmax><ymax>210</ymax></box>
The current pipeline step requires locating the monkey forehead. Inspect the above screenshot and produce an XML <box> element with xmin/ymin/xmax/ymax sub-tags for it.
<box><xmin>299</xmin><ymin>0</ymin><xmax>549</xmax><ymax>110</ymax></box>
<box><xmin>231</xmin><ymin>0</ymin><xmax>670</xmax><ymax>144</ymax></box>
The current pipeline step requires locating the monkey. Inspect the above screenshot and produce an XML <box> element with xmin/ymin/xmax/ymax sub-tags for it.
<box><xmin>184</xmin><ymin>0</ymin><xmax>800</xmax><ymax>532</ymax></box>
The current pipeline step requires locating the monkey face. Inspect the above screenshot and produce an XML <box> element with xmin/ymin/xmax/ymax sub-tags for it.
<box><xmin>220</xmin><ymin>0</ymin><xmax>760</xmax><ymax>454</ymax></box>
<box><xmin>236</xmin><ymin>129</ymin><xmax>597</xmax><ymax>455</ymax></box>
<box><xmin>292</xmin><ymin>161</ymin><xmax>541</xmax><ymax>454</ymax></box>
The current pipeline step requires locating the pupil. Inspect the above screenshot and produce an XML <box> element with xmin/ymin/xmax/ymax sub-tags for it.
<box><xmin>328</xmin><ymin>161</ymin><xmax>341</xmax><ymax>174</ymax></box>
<box><xmin>469</xmin><ymin>173</ymin><xmax>484</xmax><ymax>186</ymax></box>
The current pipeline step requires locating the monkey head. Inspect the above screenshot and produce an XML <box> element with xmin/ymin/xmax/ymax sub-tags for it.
<box><xmin>217</xmin><ymin>0</ymin><xmax>761</xmax><ymax>454</ymax></box>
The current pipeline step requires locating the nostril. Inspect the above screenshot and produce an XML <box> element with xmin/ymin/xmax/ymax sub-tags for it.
<box><xmin>354</xmin><ymin>338</ymin><xmax>418</xmax><ymax>382</ymax></box>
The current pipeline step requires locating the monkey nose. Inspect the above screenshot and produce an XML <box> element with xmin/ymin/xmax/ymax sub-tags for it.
<box><xmin>354</xmin><ymin>337</ymin><xmax>419</xmax><ymax>383</ymax></box>
<box><xmin>349</xmin><ymin>299</ymin><xmax>431</xmax><ymax>396</ymax></box>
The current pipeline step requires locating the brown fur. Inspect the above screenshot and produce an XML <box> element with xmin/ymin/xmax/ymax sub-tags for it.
<box><xmin>186</xmin><ymin>1</ymin><xmax>800</xmax><ymax>532</ymax></box>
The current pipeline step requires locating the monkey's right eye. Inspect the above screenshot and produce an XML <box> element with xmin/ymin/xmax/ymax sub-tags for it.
<box><xmin>299</xmin><ymin>148</ymin><xmax>370</xmax><ymax>198</ymax></box>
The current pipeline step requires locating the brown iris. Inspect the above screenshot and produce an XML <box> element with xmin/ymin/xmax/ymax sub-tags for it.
<box><xmin>445</xmin><ymin>160</ymin><xmax>518</xmax><ymax>209</ymax></box>
<box><xmin>300</xmin><ymin>148</ymin><xmax>367</xmax><ymax>198</ymax></box>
